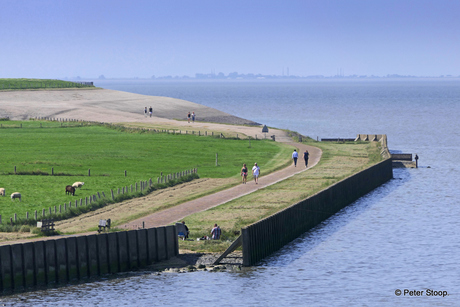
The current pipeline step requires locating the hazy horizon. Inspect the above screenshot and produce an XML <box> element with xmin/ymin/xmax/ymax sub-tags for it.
<box><xmin>2</xmin><ymin>0</ymin><xmax>459</xmax><ymax>79</ymax></box>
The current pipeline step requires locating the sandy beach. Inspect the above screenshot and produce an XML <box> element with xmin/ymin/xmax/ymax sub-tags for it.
<box><xmin>0</xmin><ymin>88</ymin><xmax>258</xmax><ymax>125</ymax></box>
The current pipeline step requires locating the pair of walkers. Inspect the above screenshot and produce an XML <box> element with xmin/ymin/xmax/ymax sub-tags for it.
<box><xmin>187</xmin><ymin>111</ymin><xmax>196</xmax><ymax>123</ymax></box>
<box><xmin>241</xmin><ymin>163</ymin><xmax>260</xmax><ymax>184</ymax></box>
<box><xmin>292</xmin><ymin>149</ymin><xmax>309</xmax><ymax>167</ymax></box>
<box><xmin>144</xmin><ymin>106</ymin><xmax>153</xmax><ymax>117</ymax></box>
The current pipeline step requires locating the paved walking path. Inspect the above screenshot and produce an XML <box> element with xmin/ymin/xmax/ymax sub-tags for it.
<box><xmin>120</xmin><ymin>134</ymin><xmax>321</xmax><ymax>229</ymax></box>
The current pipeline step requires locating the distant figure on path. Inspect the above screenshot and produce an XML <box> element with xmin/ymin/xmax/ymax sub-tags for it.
<box><xmin>292</xmin><ymin>149</ymin><xmax>298</xmax><ymax>167</ymax></box>
<box><xmin>187</xmin><ymin>112</ymin><xmax>191</xmax><ymax>123</ymax></box>
<box><xmin>303</xmin><ymin>150</ymin><xmax>309</xmax><ymax>168</ymax></box>
<box><xmin>252</xmin><ymin>162</ymin><xmax>260</xmax><ymax>184</ymax></box>
<box><xmin>241</xmin><ymin>163</ymin><xmax>248</xmax><ymax>184</ymax></box>
<box><xmin>211</xmin><ymin>224</ymin><xmax>221</xmax><ymax>240</ymax></box>
<box><xmin>144</xmin><ymin>107</ymin><xmax>148</xmax><ymax>117</ymax></box>
<box><xmin>192</xmin><ymin>111</ymin><xmax>196</xmax><ymax>122</ymax></box>
<box><xmin>149</xmin><ymin>106</ymin><xmax>153</xmax><ymax>117</ymax></box>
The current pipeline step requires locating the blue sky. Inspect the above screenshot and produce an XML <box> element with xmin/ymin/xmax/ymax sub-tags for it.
<box><xmin>1</xmin><ymin>0</ymin><xmax>459</xmax><ymax>78</ymax></box>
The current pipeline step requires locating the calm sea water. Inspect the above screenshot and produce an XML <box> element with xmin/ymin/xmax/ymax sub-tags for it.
<box><xmin>3</xmin><ymin>79</ymin><xmax>459</xmax><ymax>306</ymax></box>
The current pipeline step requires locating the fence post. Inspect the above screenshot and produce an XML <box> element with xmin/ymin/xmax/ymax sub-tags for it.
<box><xmin>0</xmin><ymin>215</ymin><xmax>2</xmax><ymax>224</ymax></box>
<box><xmin>14</xmin><ymin>213</ymin><xmax>17</xmax><ymax>222</ymax></box>
<box><xmin>216</xmin><ymin>153</ymin><xmax>218</xmax><ymax>166</ymax></box>
<box><xmin>52</xmin><ymin>167</ymin><xmax>54</xmax><ymax>175</ymax></box>
<box><xmin>42</xmin><ymin>209</ymin><xmax>45</xmax><ymax>217</ymax></box>
<box><xmin>125</xmin><ymin>170</ymin><xmax>127</xmax><ymax>177</ymax></box>
<box><xmin>111</xmin><ymin>189</ymin><xmax>114</xmax><ymax>200</ymax></box>
<box><xmin>88</xmin><ymin>169</ymin><xmax>91</xmax><ymax>176</ymax></box>
<box><xmin>26</xmin><ymin>212</ymin><xmax>29</xmax><ymax>220</ymax></box>
<box><xmin>35</xmin><ymin>210</ymin><xmax>37</xmax><ymax>220</ymax></box>
<box><xmin>14</xmin><ymin>166</ymin><xmax>16</xmax><ymax>174</ymax></box>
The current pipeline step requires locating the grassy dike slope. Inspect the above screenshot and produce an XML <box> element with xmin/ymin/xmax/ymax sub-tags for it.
<box><xmin>180</xmin><ymin>140</ymin><xmax>383</xmax><ymax>253</ymax></box>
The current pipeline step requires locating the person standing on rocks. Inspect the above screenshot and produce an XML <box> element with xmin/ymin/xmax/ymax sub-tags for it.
<box><xmin>252</xmin><ymin>162</ymin><xmax>260</xmax><ymax>184</ymax></box>
<box><xmin>303</xmin><ymin>150</ymin><xmax>309</xmax><ymax>168</ymax></box>
<box><xmin>292</xmin><ymin>149</ymin><xmax>298</xmax><ymax>167</ymax></box>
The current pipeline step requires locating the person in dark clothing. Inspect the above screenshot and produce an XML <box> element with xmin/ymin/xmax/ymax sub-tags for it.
<box><xmin>182</xmin><ymin>221</ymin><xmax>189</xmax><ymax>239</ymax></box>
<box><xmin>303</xmin><ymin>150</ymin><xmax>309</xmax><ymax>168</ymax></box>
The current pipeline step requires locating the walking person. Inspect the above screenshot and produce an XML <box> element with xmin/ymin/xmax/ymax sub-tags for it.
<box><xmin>303</xmin><ymin>150</ymin><xmax>309</xmax><ymax>168</ymax></box>
<box><xmin>192</xmin><ymin>111</ymin><xmax>196</xmax><ymax>123</ymax></box>
<box><xmin>292</xmin><ymin>149</ymin><xmax>298</xmax><ymax>167</ymax></box>
<box><xmin>252</xmin><ymin>162</ymin><xmax>260</xmax><ymax>184</ymax></box>
<box><xmin>149</xmin><ymin>106</ymin><xmax>153</xmax><ymax>117</ymax></box>
<box><xmin>241</xmin><ymin>163</ymin><xmax>248</xmax><ymax>184</ymax></box>
<box><xmin>187</xmin><ymin>112</ymin><xmax>191</xmax><ymax>123</ymax></box>
<box><xmin>144</xmin><ymin>107</ymin><xmax>148</xmax><ymax>117</ymax></box>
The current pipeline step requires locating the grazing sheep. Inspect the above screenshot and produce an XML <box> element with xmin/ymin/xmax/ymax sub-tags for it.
<box><xmin>11</xmin><ymin>192</ymin><xmax>21</xmax><ymax>201</ymax></box>
<box><xmin>72</xmin><ymin>182</ymin><xmax>85</xmax><ymax>189</ymax></box>
<box><xmin>0</xmin><ymin>188</ymin><xmax>5</xmax><ymax>196</ymax></box>
<box><xmin>66</xmin><ymin>185</ymin><xmax>75</xmax><ymax>196</ymax></box>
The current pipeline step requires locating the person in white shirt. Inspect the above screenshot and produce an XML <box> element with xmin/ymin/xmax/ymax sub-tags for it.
<box><xmin>252</xmin><ymin>162</ymin><xmax>260</xmax><ymax>184</ymax></box>
<box><xmin>292</xmin><ymin>149</ymin><xmax>299</xmax><ymax>167</ymax></box>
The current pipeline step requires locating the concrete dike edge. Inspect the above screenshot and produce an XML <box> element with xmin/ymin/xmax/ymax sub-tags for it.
<box><xmin>0</xmin><ymin>225</ymin><xmax>178</xmax><ymax>294</ymax></box>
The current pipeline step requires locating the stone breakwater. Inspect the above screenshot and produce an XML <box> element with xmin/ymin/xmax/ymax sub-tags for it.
<box><xmin>157</xmin><ymin>251</ymin><xmax>244</xmax><ymax>274</ymax></box>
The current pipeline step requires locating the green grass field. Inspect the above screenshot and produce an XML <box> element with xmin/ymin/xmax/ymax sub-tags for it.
<box><xmin>0</xmin><ymin>78</ymin><xmax>94</xmax><ymax>91</ymax></box>
<box><xmin>0</xmin><ymin>121</ymin><xmax>292</xmax><ymax>220</ymax></box>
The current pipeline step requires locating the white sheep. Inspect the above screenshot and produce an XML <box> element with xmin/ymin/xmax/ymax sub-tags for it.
<box><xmin>0</xmin><ymin>188</ymin><xmax>5</xmax><ymax>196</ymax></box>
<box><xmin>72</xmin><ymin>182</ymin><xmax>85</xmax><ymax>189</ymax></box>
<box><xmin>11</xmin><ymin>192</ymin><xmax>21</xmax><ymax>201</ymax></box>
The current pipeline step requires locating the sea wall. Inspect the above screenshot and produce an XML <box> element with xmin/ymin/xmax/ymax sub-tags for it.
<box><xmin>242</xmin><ymin>158</ymin><xmax>393</xmax><ymax>266</ymax></box>
<box><xmin>0</xmin><ymin>225</ymin><xmax>178</xmax><ymax>293</ymax></box>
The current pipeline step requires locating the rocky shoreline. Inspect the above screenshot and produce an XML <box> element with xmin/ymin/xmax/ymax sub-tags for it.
<box><xmin>152</xmin><ymin>251</ymin><xmax>244</xmax><ymax>274</ymax></box>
